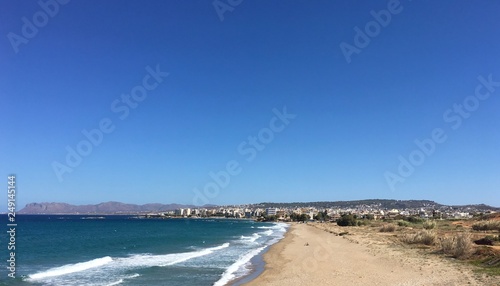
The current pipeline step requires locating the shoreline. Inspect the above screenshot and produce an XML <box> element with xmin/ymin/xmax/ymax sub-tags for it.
<box><xmin>239</xmin><ymin>222</ymin><xmax>296</xmax><ymax>286</ymax></box>
<box><xmin>230</xmin><ymin>246</ymin><xmax>266</xmax><ymax>286</ymax></box>
<box><xmin>241</xmin><ymin>222</ymin><xmax>491</xmax><ymax>286</ymax></box>
<box><xmin>224</xmin><ymin>222</ymin><xmax>290</xmax><ymax>286</ymax></box>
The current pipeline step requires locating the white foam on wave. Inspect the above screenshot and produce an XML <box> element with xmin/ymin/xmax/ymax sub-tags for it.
<box><xmin>100</xmin><ymin>242</ymin><xmax>231</xmax><ymax>271</ymax></box>
<box><xmin>28</xmin><ymin>256</ymin><xmax>113</xmax><ymax>280</ymax></box>
<box><xmin>105</xmin><ymin>278</ymin><xmax>123</xmax><ymax>286</ymax></box>
<box><xmin>262</xmin><ymin>230</ymin><xmax>273</xmax><ymax>236</ymax></box>
<box><xmin>258</xmin><ymin>223</ymin><xmax>288</xmax><ymax>231</ymax></box>
<box><xmin>27</xmin><ymin>243</ymin><xmax>230</xmax><ymax>282</ymax></box>
<box><xmin>158</xmin><ymin>242</ymin><xmax>229</xmax><ymax>266</ymax></box>
<box><xmin>240</xmin><ymin>233</ymin><xmax>261</xmax><ymax>244</ymax></box>
<box><xmin>257</xmin><ymin>223</ymin><xmax>288</xmax><ymax>237</ymax></box>
<box><xmin>213</xmin><ymin>223</ymin><xmax>289</xmax><ymax>286</ymax></box>
<box><xmin>105</xmin><ymin>273</ymin><xmax>140</xmax><ymax>286</ymax></box>
<box><xmin>213</xmin><ymin>246</ymin><xmax>266</xmax><ymax>286</ymax></box>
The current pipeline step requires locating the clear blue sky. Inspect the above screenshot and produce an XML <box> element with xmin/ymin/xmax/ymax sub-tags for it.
<box><xmin>1</xmin><ymin>0</ymin><xmax>499</xmax><ymax>209</ymax></box>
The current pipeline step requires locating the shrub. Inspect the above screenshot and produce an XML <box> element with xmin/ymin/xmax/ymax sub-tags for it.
<box><xmin>400</xmin><ymin>230</ymin><xmax>436</xmax><ymax>245</ymax></box>
<box><xmin>440</xmin><ymin>233</ymin><xmax>474</xmax><ymax>259</ymax></box>
<box><xmin>357</xmin><ymin>220</ymin><xmax>369</xmax><ymax>226</ymax></box>
<box><xmin>397</xmin><ymin>220</ymin><xmax>410</xmax><ymax>227</ymax></box>
<box><xmin>423</xmin><ymin>221</ymin><xmax>436</xmax><ymax>230</ymax></box>
<box><xmin>336</xmin><ymin>214</ymin><xmax>357</xmax><ymax>226</ymax></box>
<box><xmin>406</xmin><ymin>216</ymin><xmax>425</xmax><ymax>224</ymax></box>
<box><xmin>485</xmin><ymin>235</ymin><xmax>500</xmax><ymax>242</ymax></box>
<box><xmin>364</xmin><ymin>214</ymin><xmax>375</xmax><ymax>220</ymax></box>
<box><xmin>440</xmin><ymin>236</ymin><xmax>455</xmax><ymax>255</ymax></box>
<box><xmin>379</xmin><ymin>224</ymin><xmax>396</xmax><ymax>232</ymax></box>
<box><xmin>400</xmin><ymin>233</ymin><xmax>414</xmax><ymax>244</ymax></box>
<box><xmin>415</xmin><ymin>230</ymin><xmax>436</xmax><ymax>245</ymax></box>
<box><xmin>472</xmin><ymin>221</ymin><xmax>500</xmax><ymax>231</ymax></box>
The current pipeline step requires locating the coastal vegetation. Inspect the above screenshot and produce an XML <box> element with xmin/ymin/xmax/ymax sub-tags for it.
<box><xmin>290</xmin><ymin>213</ymin><xmax>311</xmax><ymax>222</ymax></box>
<box><xmin>396</xmin><ymin>220</ymin><xmax>410</xmax><ymax>227</ymax></box>
<box><xmin>336</xmin><ymin>214</ymin><xmax>371</xmax><ymax>226</ymax></box>
<box><xmin>336</xmin><ymin>214</ymin><xmax>357</xmax><ymax>226</ymax></box>
<box><xmin>422</xmin><ymin>221</ymin><xmax>436</xmax><ymax>229</ymax></box>
<box><xmin>472</xmin><ymin>220</ymin><xmax>500</xmax><ymax>231</ymax></box>
<box><xmin>308</xmin><ymin>211</ymin><xmax>500</xmax><ymax>279</ymax></box>
<box><xmin>440</xmin><ymin>233</ymin><xmax>474</xmax><ymax>259</ymax></box>
<box><xmin>400</xmin><ymin>230</ymin><xmax>437</xmax><ymax>245</ymax></box>
<box><xmin>379</xmin><ymin>224</ymin><xmax>396</xmax><ymax>232</ymax></box>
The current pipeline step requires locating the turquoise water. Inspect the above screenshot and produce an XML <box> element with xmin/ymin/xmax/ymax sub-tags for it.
<box><xmin>0</xmin><ymin>215</ymin><xmax>287</xmax><ymax>286</ymax></box>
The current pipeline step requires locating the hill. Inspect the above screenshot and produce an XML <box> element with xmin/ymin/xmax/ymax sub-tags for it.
<box><xmin>251</xmin><ymin>199</ymin><xmax>499</xmax><ymax>211</ymax></box>
<box><xmin>18</xmin><ymin>201</ymin><xmax>200</xmax><ymax>214</ymax></box>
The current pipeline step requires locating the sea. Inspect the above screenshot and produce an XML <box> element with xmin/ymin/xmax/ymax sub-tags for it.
<box><xmin>0</xmin><ymin>215</ymin><xmax>288</xmax><ymax>286</ymax></box>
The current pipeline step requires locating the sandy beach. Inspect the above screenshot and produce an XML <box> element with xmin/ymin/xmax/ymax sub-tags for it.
<box><xmin>243</xmin><ymin>223</ymin><xmax>496</xmax><ymax>286</ymax></box>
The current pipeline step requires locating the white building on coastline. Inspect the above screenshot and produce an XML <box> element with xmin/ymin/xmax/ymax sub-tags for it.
<box><xmin>266</xmin><ymin>208</ymin><xmax>277</xmax><ymax>216</ymax></box>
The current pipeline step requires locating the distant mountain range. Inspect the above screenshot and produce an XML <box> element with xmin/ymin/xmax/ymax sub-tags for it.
<box><xmin>17</xmin><ymin>199</ymin><xmax>499</xmax><ymax>214</ymax></box>
<box><xmin>18</xmin><ymin>201</ymin><xmax>206</xmax><ymax>214</ymax></box>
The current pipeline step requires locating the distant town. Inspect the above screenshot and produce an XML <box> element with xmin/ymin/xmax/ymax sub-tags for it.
<box><xmin>18</xmin><ymin>199</ymin><xmax>497</xmax><ymax>222</ymax></box>
<box><xmin>146</xmin><ymin>200</ymin><xmax>499</xmax><ymax>222</ymax></box>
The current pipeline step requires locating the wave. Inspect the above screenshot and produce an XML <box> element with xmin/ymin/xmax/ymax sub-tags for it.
<box><xmin>257</xmin><ymin>223</ymin><xmax>288</xmax><ymax>231</ymax></box>
<box><xmin>241</xmin><ymin>224</ymin><xmax>286</xmax><ymax>243</ymax></box>
<box><xmin>27</xmin><ymin>243</ymin><xmax>230</xmax><ymax>281</ymax></box>
<box><xmin>105</xmin><ymin>273</ymin><xmax>140</xmax><ymax>286</ymax></box>
<box><xmin>213</xmin><ymin>246</ymin><xmax>266</xmax><ymax>286</ymax></box>
<box><xmin>214</xmin><ymin>222</ymin><xmax>289</xmax><ymax>285</ymax></box>
<box><xmin>255</xmin><ymin>223</ymin><xmax>289</xmax><ymax>237</ymax></box>
<box><xmin>262</xmin><ymin>230</ymin><xmax>273</xmax><ymax>236</ymax></box>
<box><xmin>240</xmin><ymin>233</ymin><xmax>261</xmax><ymax>243</ymax></box>
<box><xmin>29</xmin><ymin>256</ymin><xmax>113</xmax><ymax>280</ymax></box>
<box><xmin>157</xmin><ymin>242</ymin><xmax>229</xmax><ymax>266</ymax></box>
<box><xmin>111</xmin><ymin>242</ymin><xmax>230</xmax><ymax>269</ymax></box>
<box><xmin>105</xmin><ymin>279</ymin><xmax>124</xmax><ymax>286</ymax></box>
